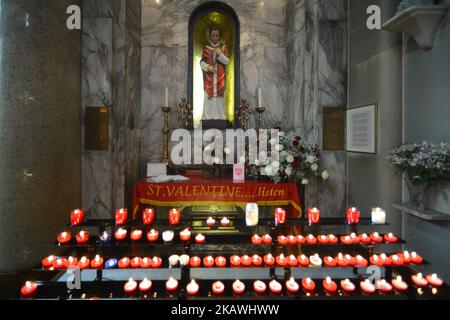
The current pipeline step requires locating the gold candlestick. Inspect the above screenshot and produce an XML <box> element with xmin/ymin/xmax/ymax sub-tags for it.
<box><xmin>161</xmin><ymin>107</ymin><xmax>171</xmax><ymax>164</ymax></box>
<box><xmin>255</xmin><ymin>107</ymin><xmax>266</xmax><ymax>130</ymax></box>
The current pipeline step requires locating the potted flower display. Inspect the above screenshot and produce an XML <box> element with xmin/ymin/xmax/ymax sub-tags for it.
<box><xmin>387</xmin><ymin>142</ymin><xmax>449</xmax><ymax>209</ymax></box>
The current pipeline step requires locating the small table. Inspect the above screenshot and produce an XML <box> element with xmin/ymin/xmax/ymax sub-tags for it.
<box><xmin>132</xmin><ymin>176</ymin><xmax>302</xmax><ymax>219</ymax></box>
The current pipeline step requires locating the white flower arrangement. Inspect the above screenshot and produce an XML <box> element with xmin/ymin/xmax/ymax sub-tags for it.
<box><xmin>387</xmin><ymin>141</ymin><xmax>449</xmax><ymax>186</ymax></box>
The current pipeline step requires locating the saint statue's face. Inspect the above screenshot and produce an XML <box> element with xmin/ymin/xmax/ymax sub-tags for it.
<box><xmin>210</xmin><ymin>30</ymin><xmax>221</xmax><ymax>45</ymax></box>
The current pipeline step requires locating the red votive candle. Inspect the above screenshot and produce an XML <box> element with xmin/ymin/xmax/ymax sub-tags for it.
<box><xmin>269</xmin><ymin>280</ymin><xmax>282</xmax><ymax>294</ymax></box>
<box><xmin>360</xmin><ymin>279</ymin><xmax>376</xmax><ymax>294</ymax></box>
<box><xmin>276</xmin><ymin>254</ymin><xmax>288</xmax><ymax>267</ymax></box>
<box><xmin>42</xmin><ymin>255</ymin><xmax>56</xmax><ymax>268</ymax></box>
<box><xmin>168</xmin><ymin>208</ymin><xmax>181</xmax><ymax>225</ymax></box>
<box><xmin>324</xmin><ymin>256</ymin><xmax>337</xmax><ymax>268</ymax></box>
<box><xmin>54</xmin><ymin>258</ymin><xmax>67</xmax><ymax>269</ymax></box>
<box><xmin>318</xmin><ymin>235</ymin><xmax>328</xmax><ymax>244</ymax></box>
<box><xmin>252</xmin><ymin>255</ymin><xmax>263</xmax><ymax>267</ymax></box>
<box><xmin>131</xmin><ymin>229</ymin><xmax>143</xmax><ymax>241</ymax></box>
<box><xmin>252</xmin><ymin>234</ymin><xmax>262</xmax><ymax>245</ymax></box>
<box><xmin>346</xmin><ymin>207</ymin><xmax>360</xmax><ymax>224</ymax></box>
<box><xmin>142</xmin><ymin>208</ymin><xmax>155</xmax><ymax>225</ymax></box>
<box><xmin>349</xmin><ymin>233</ymin><xmax>360</xmax><ymax>244</ymax></box>
<box><xmin>412</xmin><ymin>273</ymin><xmax>428</xmax><ymax>287</ymax></box>
<box><xmin>288</xmin><ymin>235</ymin><xmax>297</xmax><ymax>245</ymax></box>
<box><xmin>203</xmin><ymin>256</ymin><xmax>215</xmax><ymax>268</ymax></box>
<box><xmin>297</xmin><ymin>255</ymin><xmax>310</xmax><ymax>267</ymax></box>
<box><xmin>179</xmin><ymin>228</ymin><xmax>191</xmax><ymax>241</ymax></box>
<box><xmin>190</xmin><ymin>256</ymin><xmax>202</xmax><ymax>268</ymax></box>
<box><xmin>124</xmin><ymin>278</ymin><xmax>137</xmax><ymax>294</ymax></box>
<box><xmin>166</xmin><ymin>277</ymin><xmax>179</xmax><ymax>292</ymax></box>
<box><xmin>118</xmin><ymin>257</ymin><xmax>130</xmax><ymax>269</ymax></box>
<box><xmin>186</xmin><ymin>280</ymin><xmax>199</xmax><ymax>296</ymax></box>
<box><xmin>70</xmin><ymin>209</ymin><xmax>85</xmax><ymax>226</ymax></box>
<box><xmin>230</xmin><ymin>255</ymin><xmax>241</xmax><ymax>267</ymax></box>
<box><xmin>140</xmin><ymin>257</ymin><xmax>152</xmax><ymax>269</ymax></box>
<box><xmin>77</xmin><ymin>256</ymin><xmax>90</xmax><ymax>269</ymax></box>
<box><xmin>21</xmin><ymin>281</ymin><xmax>37</xmax><ymax>297</ymax></box>
<box><xmin>206</xmin><ymin>217</ymin><xmax>216</xmax><ymax>227</ymax></box>
<box><xmin>274</xmin><ymin>207</ymin><xmax>287</xmax><ymax>225</ymax></box>
<box><xmin>340</xmin><ymin>279</ymin><xmax>356</xmax><ymax>293</ymax></box>
<box><xmin>277</xmin><ymin>235</ymin><xmax>288</xmax><ymax>245</ymax></box>
<box><xmin>286</xmin><ymin>277</ymin><xmax>300</xmax><ymax>293</ymax></box>
<box><xmin>90</xmin><ymin>255</ymin><xmax>104</xmax><ymax>269</ymax></box>
<box><xmin>370</xmin><ymin>232</ymin><xmax>383</xmax><ymax>243</ymax></box>
<box><xmin>241</xmin><ymin>255</ymin><xmax>252</xmax><ymax>267</ymax></box>
<box><xmin>323</xmin><ymin>277</ymin><xmax>338</xmax><ymax>293</ymax></box>
<box><xmin>327</xmin><ymin>234</ymin><xmax>338</xmax><ymax>244</ymax></box>
<box><xmin>401</xmin><ymin>251</ymin><xmax>412</xmax><ymax>264</ymax></box>
<box><xmin>195</xmin><ymin>233</ymin><xmax>206</xmax><ymax>244</ymax></box>
<box><xmin>130</xmin><ymin>257</ymin><xmax>142</xmax><ymax>268</ymax></box>
<box><xmin>340</xmin><ymin>235</ymin><xmax>353</xmax><ymax>245</ymax></box>
<box><xmin>264</xmin><ymin>254</ymin><xmax>276</xmax><ymax>267</ymax></box>
<box><xmin>369</xmin><ymin>254</ymin><xmax>383</xmax><ymax>267</ymax></box>
<box><xmin>384</xmin><ymin>233</ymin><xmax>398</xmax><ymax>243</ymax></box>
<box><xmin>296</xmin><ymin>235</ymin><xmax>306</xmax><ymax>244</ymax></box>
<box><xmin>288</xmin><ymin>255</ymin><xmax>298</xmax><ymax>267</ymax></box>
<box><xmin>411</xmin><ymin>252</ymin><xmax>423</xmax><ymax>264</ymax></box>
<box><xmin>139</xmin><ymin>278</ymin><xmax>152</xmax><ymax>293</ymax></box>
<box><xmin>66</xmin><ymin>256</ymin><xmax>78</xmax><ymax>268</ymax></box>
<box><xmin>336</xmin><ymin>253</ymin><xmax>349</xmax><ymax>267</ymax></box>
<box><xmin>233</xmin><ymin>280</ymin><xmax>245</xmax><ymax>294</ymax></box>
<box><xmin>253</xmin><ymin>280</ymin><xmax>267</xmax><ymax>294</ymax></box>
<box><xmin>215</xmin><ymin>256</ymin><xmax>227</xmax><ymax>268</ymax></box>
<box><xmin>302</xmin><ymin>278</ymin><xmax>316</xmax><ymax>291</ymax></box>
<box><xmin>151</xmin><ymin>256</ymin><xmax>162</xmax><ymax>268</ymax></box>
<box><xmin>147</xmin><ymin>229</ymin><xmax>159</xmax><ymax>242</ymax></box>
<box><xmin>354</xmin><ymin>255</ymin><xmax>368</xmax><ymax>267</ymax></box>
<box><xmin>392</xmin><ymin>276</ymin><xmax>408</xmax><ymax>291</ymax></box>
<box><xmin>308</xmin><ymin>207</ymin><xmax>320</xmax><ymax>225</ymax></box>
<box><xmin>359</xmin><ymin>233</ymin><xmax>372</xmax><ymax>244</ymax></box>
<box><xmin>376</xmin><ymin>279</ymin><xmax>393</xmax><ymax>293</ymax></box>
<box><xmin>115</xmin><ymin>208</ymin><xmax>128</xmax><ymax>226</ymax></box>
<box><xmin>426</xmin><ymin>274</ymin><xmax>444</xmax><ymax>287</ymax></box>
<box><xmin>57</xmin><ymin>231</ymin><xmax>72</xmax><ymax>244</ymax></box>
<box><xmin>391</xmin><ymin>254</ymin><xmax>404</xmax><ymax>266</ymax></box>
<box><xmin>306</xmin><ymin>234</ymin><xmax>317</xmax><ymax>244</ymax></box>
<box><xmin>262</xmin><ymin>234</ymin><xmax>272</xmax><ymax>244</ymax></box>
<box><xmin>212</xmin><ymin>281</ymin><xmax>225</xmax><ymax>295</ymax></box>
<box><xmin>114</xmin><ymin>228</ymin><xmax>127</xmax><ymax>241</ymax></box>
<box><xmin>221</xmin><ymin>217</ymin><xmax>230</xmax><ymax>226</ymax></box>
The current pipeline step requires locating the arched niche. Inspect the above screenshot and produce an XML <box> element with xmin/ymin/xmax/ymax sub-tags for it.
<box><xmin>188</xmin><ymin>1</ymin><xmax>240</xmax><ymax>128</ymax></box>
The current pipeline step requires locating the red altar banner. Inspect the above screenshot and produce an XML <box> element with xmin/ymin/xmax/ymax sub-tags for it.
<box><xmin>132</xmin><ymin>177</ymin><xmax>302</xmax><ymax>219</ymax></box>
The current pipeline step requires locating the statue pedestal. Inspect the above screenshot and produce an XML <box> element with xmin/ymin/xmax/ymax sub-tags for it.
<box><xmin>201</xmin><ymin>120</ymin><xmax>231</xmax><ymax>130</ymax></box>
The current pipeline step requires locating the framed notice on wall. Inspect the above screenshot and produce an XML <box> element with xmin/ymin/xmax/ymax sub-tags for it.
<box><xmin>346</xmin><ymin>104</ymin><xmax>378</xmax><ymax>154</ymax></box>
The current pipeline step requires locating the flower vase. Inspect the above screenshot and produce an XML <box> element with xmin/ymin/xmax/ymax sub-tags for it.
<box><xmin>406</xmin><ymin>178</ymin><xmax>427</xmax><ymax>210</ymax></box>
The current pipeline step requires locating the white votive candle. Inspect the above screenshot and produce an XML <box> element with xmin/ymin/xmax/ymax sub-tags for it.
<box><xmin>371</xmin><ymin>207</ymin><xmax>386</xmax><ymax>224</ymax></box>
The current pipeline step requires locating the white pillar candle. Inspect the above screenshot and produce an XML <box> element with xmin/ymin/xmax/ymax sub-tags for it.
<box><xmin>371</xmin><ymin>207</ymin><xmax>386</xmax><ymax>224</ymax></box>
<box><xmin>245</xmin><ymin>203</ymin><xmax>259</xmax><ymax>226</ymax></box>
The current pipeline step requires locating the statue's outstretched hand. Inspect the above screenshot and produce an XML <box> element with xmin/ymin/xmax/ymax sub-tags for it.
<box><xmin>208</xmin><ymin>65</ymin><xmax>215</xmax><ymax>73</ymax></box>
<box><xmin>214</xmin><ymin>48</ymin><xmax>222</xmax><ymax>55</ymax></box>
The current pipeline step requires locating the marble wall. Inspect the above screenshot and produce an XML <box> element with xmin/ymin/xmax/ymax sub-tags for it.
<box><xmin>82</xmin><ymin>0</ymin><xmax>141</xmax><ymax>219</ymax></box>
<box><xmin>140</xmin><ymin>0</ymin><xmax>289</xmax><ymax>163</ymax></box>
<box><xmin>0</xmin><ymin>0</ymin><xmax>81</xmax><ymax>272</ymax></box>
<box><xmin>286</xmin><ymin>0</ymin><xmax>348</xmax><ymax>216</ymax></box>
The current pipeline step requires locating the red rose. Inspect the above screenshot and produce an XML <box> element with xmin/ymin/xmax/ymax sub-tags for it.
<box><xmin>293</xmin><ymin>140</ymin><xmax>299</xmax><ymax>146</ymax></box>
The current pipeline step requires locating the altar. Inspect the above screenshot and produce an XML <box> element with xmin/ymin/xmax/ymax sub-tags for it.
<box><xmin>132</xmin><ymin>176</ymin><xmax>302</xmax><ymax>219</ymax></box>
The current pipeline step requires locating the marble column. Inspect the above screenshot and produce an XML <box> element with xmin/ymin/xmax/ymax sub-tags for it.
<box><xmin>0</xmin><ymin>0</ymin><xmax>82</xmax><ymax>272</ymax></box>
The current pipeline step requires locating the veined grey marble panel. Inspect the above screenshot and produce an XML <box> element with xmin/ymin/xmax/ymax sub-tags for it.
<box><xmin>81</xmin><ymin>17</ymin><xmax>113</xmax><ymax>219</ymax></box>
<box><xmin>142</xmin><ymin>0</ymin><xmax>287</xmax><ymax>48</ymax></box>
<box><xmin>82</xmin><ymin>0</ymin><xmax>113</xmax><ymax>18</ymax></box>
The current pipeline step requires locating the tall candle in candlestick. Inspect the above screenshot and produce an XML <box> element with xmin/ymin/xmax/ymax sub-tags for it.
<box><xmin>258</xmin><ymin>88</ymin><xmax>262</xmax><ymax>108</ymax></box>
<box><xmin>165</xmin><ymin>88</ymin><xmax>169</xmax><ymax>107</ymax></box>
